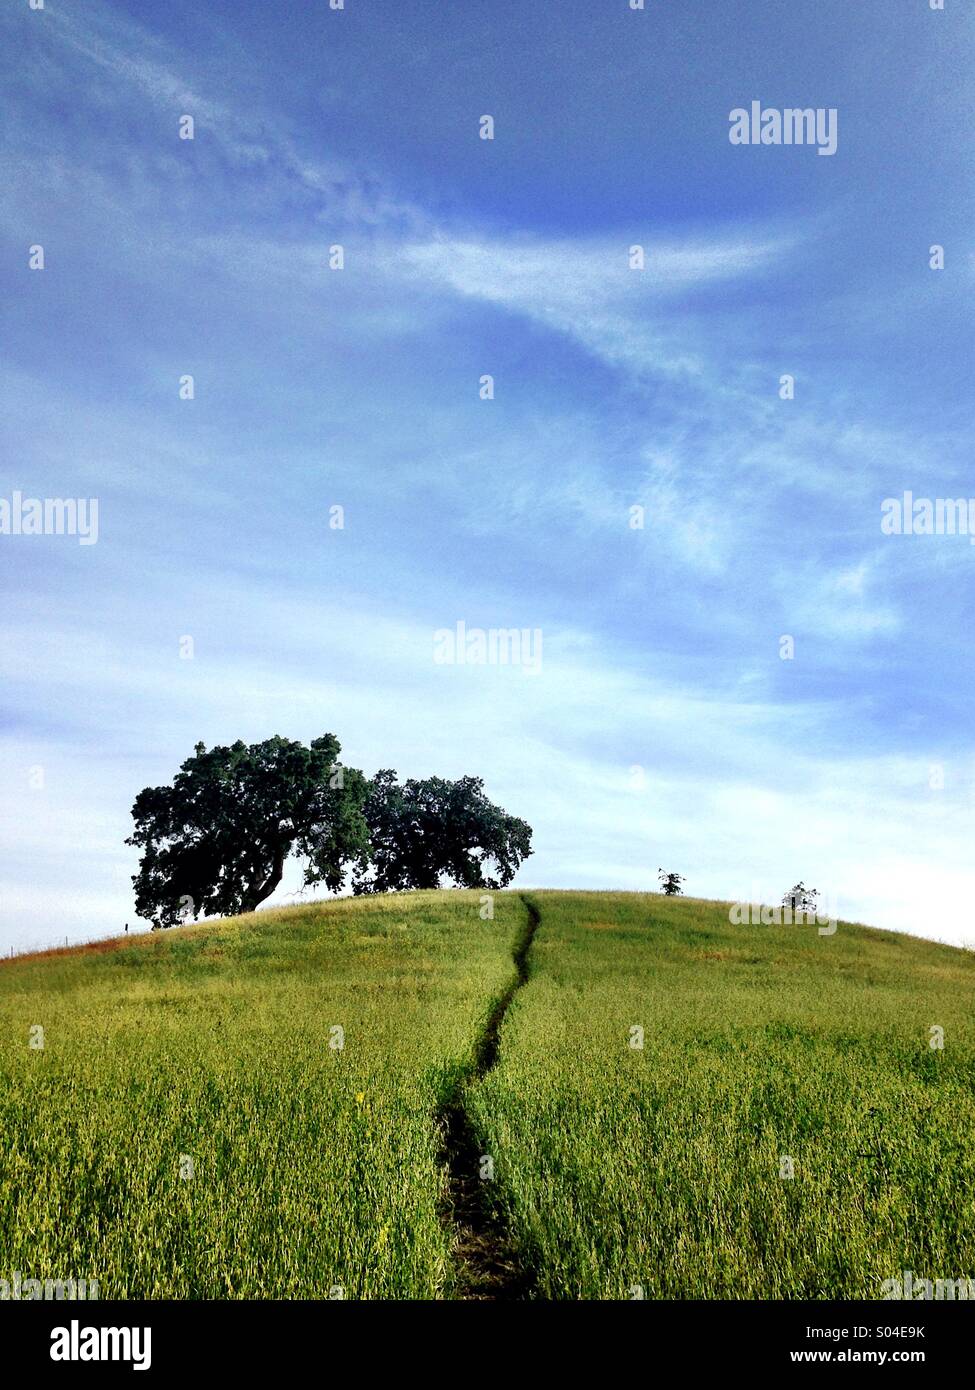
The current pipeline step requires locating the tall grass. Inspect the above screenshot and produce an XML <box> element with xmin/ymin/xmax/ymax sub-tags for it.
<box><xmin>468</xmin><ymin>892</ymin><xmax>975</xmax><ymax>1299</ymax></box>
<box><xmin>0</xmin><ymin>891</ymin><xmax>524</xmax><ymax>1299</ymax></box>
<box><xmin>5</xmin><ymin>889</ymin><xmax>973</xmax><ymax>1300</ymax></box>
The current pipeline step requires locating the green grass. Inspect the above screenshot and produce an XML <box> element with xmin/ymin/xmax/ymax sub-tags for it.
<box><xmin>0</xmin><ymin>890</ymin><xmax>526</xmax><ymax>1299</ymax></box>
<box><xmin>468</xmin><ymin>892</ymin><xmax>975</xmax><ymax>1298</ymax></box>
<box><xmin>2</xmin><ymin>889</ymin><xmax>973</xmax><ymax>1299</ymax></box>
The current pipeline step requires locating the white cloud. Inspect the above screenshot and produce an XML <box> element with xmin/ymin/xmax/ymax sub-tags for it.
<box><xmin>784</xmin><ymin>556</ymin><xmax>900</xmax><ymax>640</ymax></box>
<box><xmin>397</xmin><ymin>232</ymin><xmax>788</xmax><ymax>378</ymax></box>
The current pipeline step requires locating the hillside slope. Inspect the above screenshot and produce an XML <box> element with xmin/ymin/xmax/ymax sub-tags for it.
<box><xmin>0</xmin><ymin>891</ymin><xmax>528</xmax><ymax>1299</ymax></box>
<box><xmin>1</xmin><ymin>890</ymin><xmax>973</xmax><ymax>1300</ymax></box>
<box><xmin>471</xmin><ymin>892</ymin><xmax>975</xmax><ymax>1298</ymax></box>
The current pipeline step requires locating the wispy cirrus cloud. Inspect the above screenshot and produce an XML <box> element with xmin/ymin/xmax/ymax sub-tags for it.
<box><xmin>397</xmin><ymin>231</ymin><xmax>791</xmax><ymax>378</ymax></box>
<box><xmin>1</xmin><ymin>0</ymin><xmax>429</xmax><ymax>236</ymax></box>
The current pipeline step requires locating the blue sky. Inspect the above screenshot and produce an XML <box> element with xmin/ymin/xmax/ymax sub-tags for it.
<box><xmin>2</xmin><ymin>0</ymin><xmax>974</xmax><ymax>951</ymax></box>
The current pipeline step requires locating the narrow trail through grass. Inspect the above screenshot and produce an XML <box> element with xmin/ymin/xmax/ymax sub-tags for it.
<box><xmin>468</xmin><ymin>891</ymin><xmax>975</xmax><ymax>1299</ymax></box>
<box><xmin>439</xmin><ymin>893</ymin><xmax>541</xmax><ymax>1299</ymax></box>
<box><xmin>7</xmin><ymin>890</ymin><xmax>970</xmax><ymax>1300</ymax></box>
<box><xmin>0</xmin><ymin>891</ymin><xmax>524</xmax><ymax>1299</ymax></box>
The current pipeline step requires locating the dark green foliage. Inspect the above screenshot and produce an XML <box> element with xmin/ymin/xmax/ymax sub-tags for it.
<box><xmin>353</xmin><ymin>770</ymin><xmax>532</xmax><ymax>894</ymax></box>
<box><xmin>658</xmin><ymin>869</ymin><xmax>685</xmax><ymax>896</ymax></box>
<box><xmin>126</xmin><ymin>734</ymin><xmax>369</xmax><ymax>925</ymax></box>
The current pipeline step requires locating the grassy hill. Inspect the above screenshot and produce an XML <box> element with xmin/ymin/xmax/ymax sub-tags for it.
<box><xmin>1</xmin><ymin>890</ymin><xmax>973</xmax><ymax>1299</ymax></box>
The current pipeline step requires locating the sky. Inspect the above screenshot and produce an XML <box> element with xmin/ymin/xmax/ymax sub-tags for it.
<box><xmin>1</xmin><ymin>0</ymin><xmax>974</xmax><ymax>952</ymax></box>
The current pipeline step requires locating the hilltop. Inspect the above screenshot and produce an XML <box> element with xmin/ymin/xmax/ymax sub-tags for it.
<box><xmin>1</xmin><ymin>891</ymin><xmax>972</xmax><ymax>1299</ymax></box>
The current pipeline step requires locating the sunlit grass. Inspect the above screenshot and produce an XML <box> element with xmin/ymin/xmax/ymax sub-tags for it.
<box><xmin>468</xmin><ymin>892</ymin><xmax>975</xmax><ymax>1298</ymax></box>
<box><xmin>0</xmin><ymin>891</ymin><xmax>525</xmax><ymax>1299</ymax></box>
<box><xmin>4</xmin><ymin>889</ymin><xmax>973</xmax><ymax>1300</ymax></box>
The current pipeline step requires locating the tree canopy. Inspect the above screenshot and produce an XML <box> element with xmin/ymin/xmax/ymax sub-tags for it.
<box><xmin>127</xmin><ymin>735</ymin><xmax>369</xmax><ymax>926</ymax></box>
<box><xmin>352</xmin><ymin>769</ymin><xmax>532</xmax><ymax>895</ymax></box>
<box><xmin>782</xmin><ymin>882</ymin><xmax>819</xmax><ymax>914</ymax></box>
<box><xmin>127</xmin><ymin>738</ymin><xmax>533</xmax><ymax>924</ymax></box>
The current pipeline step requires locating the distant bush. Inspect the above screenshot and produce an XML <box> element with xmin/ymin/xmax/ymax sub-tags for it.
<box><xmin>782</xmin><ymin>881</ymin><xmax>819</xmax><ymax>914</ymax></box>
<box><xmin>658</xmin><ymin>869</ymin><xmax>685</xmax><ymax>897</ymax></box>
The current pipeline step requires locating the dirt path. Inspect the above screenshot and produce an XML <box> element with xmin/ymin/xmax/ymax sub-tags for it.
<box><xmin>439</xmin><ymin>893</ymin><xmax>540</xmax><ymax>1299</ymax></box>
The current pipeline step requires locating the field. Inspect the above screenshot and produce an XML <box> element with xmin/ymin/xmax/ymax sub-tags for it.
<box><xmin>471</xmin><ymin>892</ymin><xmax>975</xmax><ymax>1299</ymax></box>
<box><xmin>0</xmin><ymin>891</ymin><xmax>526</xmax><ymax>1299</ymax></box>
<box><xmin>1</xmin><ymin>889</ymin><xmax>973</xmax><ymax>1299</ymax></box>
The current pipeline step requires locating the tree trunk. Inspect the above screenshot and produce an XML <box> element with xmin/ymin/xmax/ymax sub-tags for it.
<box><xmin>241</xmin><ymin>843</ymin><xmax>286</xmax><ymax>914</ymax></box>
